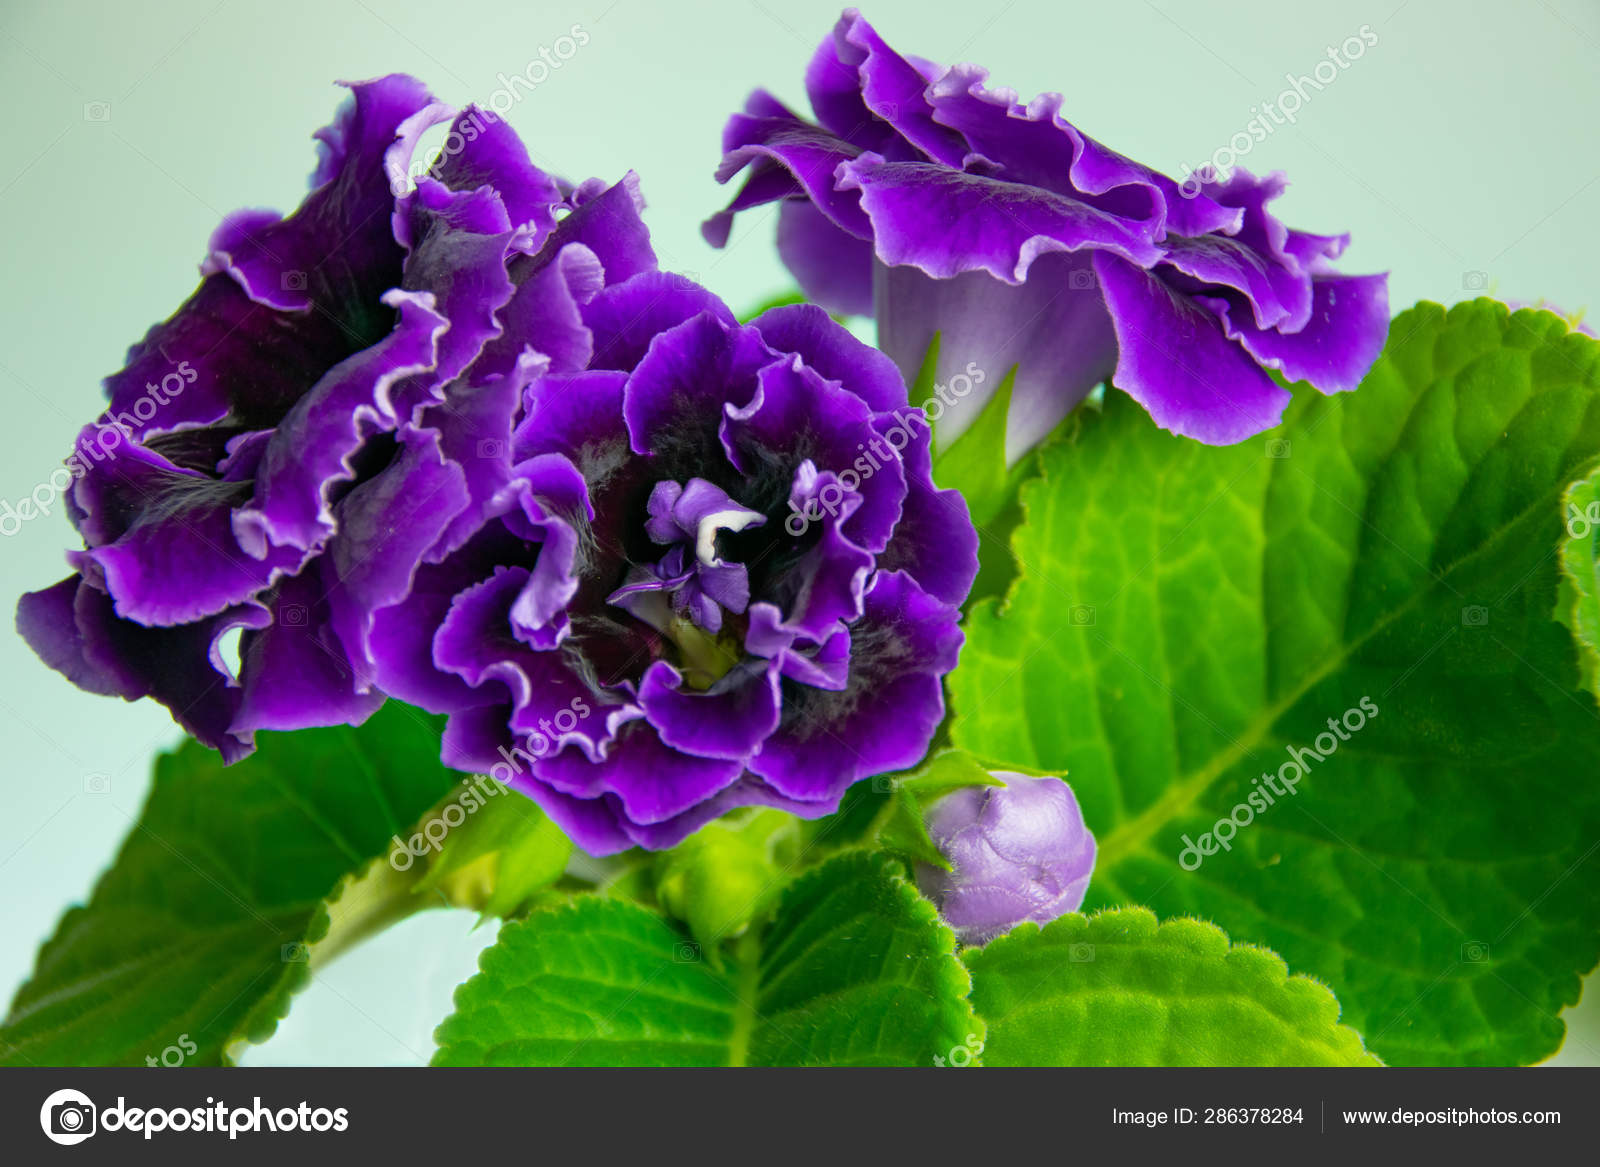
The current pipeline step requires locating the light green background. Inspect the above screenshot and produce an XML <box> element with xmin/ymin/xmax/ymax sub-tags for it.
<box><xmin>1</xmin><ymin>0</ymin><xmax>1596</xmax><ymax>1065</ymax></box>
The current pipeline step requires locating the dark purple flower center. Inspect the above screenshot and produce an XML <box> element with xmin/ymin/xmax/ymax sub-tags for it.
<box><xmin>606</xmin><ymin>477</ymin><xmax>766</xmax><ymax>688</ymax></box>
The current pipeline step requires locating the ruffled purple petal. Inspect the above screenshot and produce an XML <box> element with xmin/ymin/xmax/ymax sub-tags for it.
<box><xmin>776</xmin><ymin>461</ymin><xmax>873</xmax><ymax>639</ymax></box>
<box><xmin>831</xmin><ymin>10</ymin><xmax>970</xmax><ymax>167</ymax></box>
<box><xmin>483</xmin><ymin>243</ymin><xmax>604</xmax><ymax>376</ymax></box>
<box><xmin>744</xmin><ymin>602</ymin><xmax>851</xmax><ymax>690</ymax></box>
<box><xmin>322</xmin><ymin>424</ymin><xmax>472</xmax><ymax>685</ymax></box>
<box><xmin>869</xmin><ymin>407</ymin><xmax>979</xmax><ymax>604</ymax></box>
<box><xmin>804</xmin><ymin>24</ymin><xmax>903</xmax><ymax>154</ymax></box>
<box><xmin>583</xmin><ymin>271</ymin><xmax>738</xmax><ymax>373</ymax></box>
<box><xmin>415</xmin><ymin>353</ymin><xmax>540</xmax><ymax>560</ymax></box>
<box><xmin>70</xmin><ymin>439</ymin><xmax>304</xmax><ymax>626</ymax></box>
<box><xmin>16</xmin><ymin>577</ymin><xmax>139</xmax><ymax>698</ymax></box>
<box><xmin>76</xmin><ymin>578</ymin><xmax>269</xmax><ymax>763</ymax></box>
<box><xmin>514</xmin><ymin>171</ymin><xmax>656</xmax><ymax>289</ymax></box>
<box><xmin>233</xmin><ymin>290</ymin><xmax>447</xmax><ymax>558</ymax></box>
<box><xmin>925</xmin><ymin>64</ymin><xmax>1240</xmax><ymax>239</ymax></box>
<box><xmin>707</xmin><ymin>114</ymin><xmax>871</xmax><ymax>241</ymax></box>
<box><xmin>637</xmin><ymin>659</ymin><xmax>783</xmax><ymax>761</ymax></box>
<box><xmin>234</xmin><ymin>561</ymin><xmax>385</xmax><ymax>733</ymax></box>
<box><xmin>617</xmin><ymin>775</ymin><xmax>837</xmax><ymax>852</ymax></box>
<box><xmin>365</xmin><ymin>551</ymin><xmax>504</xmax><ymax>714</ymax></box>
<box><xmin>723</xmin><ymin>353</ymin><xmax>906</xmax><ymax>552</ymax></box>
<box><xmin>838</xmin><ymin>155</ymin><xmax>1163</xmax><ymax>283</ymax></box>
<box><xmin>513</xmin><ymin>369</ymin><xmax>630</xmax><ymax>463</ymax></box>
<box><xmin>745</xmin><ymin>302</ymin><xmax>904</xmax><ymax>412</ymax></box>
<box><xmin>622</xmin><ymin>313</ymin><xmax>773</xmax><ymax>457</ymax></box>
<box><xmin>1202</xmin><ymin>272</ymin><xmax>1390</xmax><ymax>394</ymax></box>
<box><xmin>430</xmin><ymin>106</ymin><xmax>563</xmax><ymax>246</ymax></box>
<box><xmin>535</xmin><ymin>723</ymin><xmax>744</xmax><ymax>829</ymax></box>
<box><xmin>1094</xmin><ymin>252</ymin><xmax>1291</xmax><ymax>444</ymax></box>
<box><xmin>751</xmin><ymin>569</ymin><xmax>959</xmax><ymax>801</ymax></box>
<box><xmin>395</xmin><ymin>180</ymin><xmax>520</xmax><ymax>395</ymax></box>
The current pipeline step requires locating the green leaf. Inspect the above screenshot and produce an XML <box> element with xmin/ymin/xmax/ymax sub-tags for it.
<box><xmin>433</xmin><ymin>852</ymin><xmax>977</xmax><ymax>1066</ymax></box>
<box><xmin>432</xmin><ymin>896</ymin><xmax>733</xmax><ymax>1066</ymax></box>
<box><xmin>1560</xmin><ymin>467</ymin><xmax>1600</xmax><ymax>701</ymax></box>
<box><xmin>967</xmin><ymin>908</ymin><xmax>1378</xmax><ymax>1065</ymax></box>
<box><xmin>875</xmin><ymin>788</ymin><xmax>954</xmax><ymax>870</ymax></box>
<box><xmin>874</xmin><ymin>751</ymin><xmax>1008</xmax><ymax>870</ymax></box>
<box><xmin>789</xmin><ymin>751</ymin><xmax>1005</xmax><ymax>872</ymax></box>
<box><xmin>0</xmin><ymin>704</ymin><xmax>457</xmax><ymax>1066</ymax></box>
<box><xmin>796</xmin><ymin>777</ymin><xmax>891</xmax><ymax>852</ymax></box>
<box><xmin>934</xmin><ymin>367</ymin><xmax>1025</xmax><ymax>529</ymax></box>
<box><xmin>894</xmin><ymin>749</ymin><xmax>1010</xmax><ymax>805</ymax></box>
<box><xmin>951</xmin><ymin>300</ymin><xmax>1600</xmax><ymax>1065</ymax></box>
<box><xmin>907</xmin><ymin>330</ymin><xmax>943</xmax><ymax>415</ymax></box>
<box><xmin>907</xmin><ymin>335</ymin><xmax>1034</xmax><ymax>600</ymax></box>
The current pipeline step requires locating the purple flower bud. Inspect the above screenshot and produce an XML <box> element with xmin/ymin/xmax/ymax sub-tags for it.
<box><xmin>916</xmin><ymin>772</ymin><xmax>1096</xmax><ymax>945</ymax></box>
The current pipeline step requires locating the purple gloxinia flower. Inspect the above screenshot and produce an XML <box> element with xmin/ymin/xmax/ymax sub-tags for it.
<box><xmin>705</xmin><ymin>9</ymin><xmax>1390</xmax><ymax>462</ymax></box>
<box><xmin>916</xmin><ymin>772</ymin><xmax>1096</xmax><ymax>946</ymax></box>
<box><xmin>15</xmin><ymin>73</ymin><xmax>651</xmax><ymax>762</ymax></box>
<box><xmin>366</xmin><ymin>280</ymin><xmax>979</xmax><ymax>854</ymax></box>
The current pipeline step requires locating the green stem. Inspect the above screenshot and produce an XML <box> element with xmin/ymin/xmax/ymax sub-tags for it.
<box><xmin>309</xmin><ymin>859</ymin><xmax>443</xmax><ymax>970</ymax></box>
<box><xmin>726</xmin><ymin>929</ymin><xmax>764</xmax><ymax>1068</ymax></box>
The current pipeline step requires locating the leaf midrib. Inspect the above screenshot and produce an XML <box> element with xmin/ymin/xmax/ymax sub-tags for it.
<box><xmin>1097</xmin><ymin>443</ymin><xmax>1596</xmax><ymax>869</ymax></box>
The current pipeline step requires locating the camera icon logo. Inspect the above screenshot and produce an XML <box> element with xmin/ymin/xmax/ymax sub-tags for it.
<box><xmin>1461</xmin><ymin>271</ymin><xmax>1489</xmax><ymax>292</ymax></box>
<box><xmin>1068</xmin><ymin>268</ymin><xmax>1096</xmax><ymax>291</ymax></box>
<box><xmin>1069</xmin><ymin>942</ymin><xmax>1096</xmax><ymax>963</ymax></box>
<box><xmin>1461</xmin><ymin>941</ymin><xmax>1490</xmax><ymax>963</ymax></box>
<box><xmin>281</xmin><ymin>942</ymin><xmax>310</xmax><ymax>963</ymax></box>
<box><xmin>1069</xmin><ymin>604</ymin><xmax>1096</xmax><ymax>627</ymax></box>
<box><xmin>281</xmin><ymin>270</ymin><xmax>308</xmax><ymax>292</ymax></box>
<box><xmin>82</xmin><ymin>101</ymin><xmax>111</xmax><ymax>122</ymax></box>
<box><xmin>40</xmin><ymin>1088</ymin><xmax>97</xmax><ymax>1145</ymax></box>
<box><xmin>475</xmin><ymin>438</ymin><xmax>506</xmax><ymax>459</ymax></box>
<box><xmin>278</xmin><ymin>603</ymin><xmax>308</xmax><ymax>627</ymax></box>
<box><xmin>1461</xmin><ymin>605</ymin><xmax>1489</xmax><ymax>627</ymax></box>
<box><xmin>673</xmin><ymin>941</ymin><xmax>701</xmax><ymax>963</ymax></box>
<box><xmin>1265</xmin><ymin>438</ymin><xmax>1291</xmax><ymax>459</ymax></box>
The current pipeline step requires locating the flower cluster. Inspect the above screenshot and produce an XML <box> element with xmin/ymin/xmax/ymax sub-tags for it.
<box><xmin>20</xmin><ymin>10</ymin><xmax>1395</xmax><ymax>869</ymax></box>
<box><xmin>18</xmin><ymin>72</ymin><xmax>977</xmax><ymax>852</ymax></box>
<box><xmin>706</xmin><ymin>9</ymin><xmax>1390</xmax><ymax>461</ymax></box>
